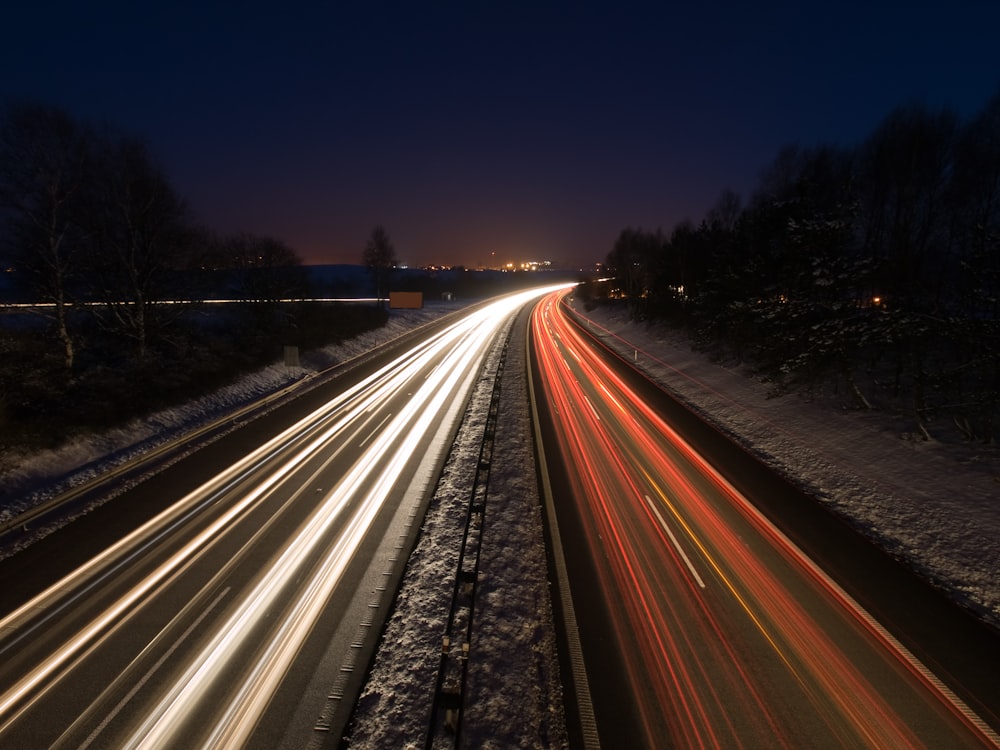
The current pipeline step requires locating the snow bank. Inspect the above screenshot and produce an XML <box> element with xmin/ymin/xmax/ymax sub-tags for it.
<box><xmin>4</xmin><ymin>291</ymin><xmax>997</xmax><ymax>749</ymax></box>
<box><xmin>345</xmin><ymin>313</ymin><xmax>567</xmax><ymax>748</ymax></box>
<box><xmin>569</xmin><ymin>299</ymin><xmax>1000</xmax><ymax>628</ymax></box>
<box><xmin>0</xmin><ymin>303</ymin><xmax>467</xmax><ymax>537</ymax></box>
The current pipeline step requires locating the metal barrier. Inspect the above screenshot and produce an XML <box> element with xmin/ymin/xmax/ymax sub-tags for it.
<box><xmin>424</xmin><ymin>331</ymin><xmax>509</xmax><ymax>748</ymax></box>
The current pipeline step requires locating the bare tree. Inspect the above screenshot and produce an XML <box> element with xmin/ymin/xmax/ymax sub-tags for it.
<box><xmin>83</xmin><ymin>133</ymin><xmax>192</xmax><ymax>362</ymax></box>
<box><xmin>949</xmin><ymin>88</ymin><xmax>1000</xmax><ymax>275</ymax></box>
<box><xmin>362</xmin><ymin>224</ymin><xmax>397</xmax><ymax>308</ymax></box>
<box><xmin>856</xmin><ymin>104</ymin><xmax>958</xmax><ymax>439</ymax></box>
<box><xmin>0</xmin><ymin>101</ymin><xmax>93</xmax><ymax>371</ymax></box>
<box><xmin>705</xmin><ymin>188</ymin><xmax>742</xmax><ymax>233</ymax></box>
<box><xmin>858</xmin><ymin>103</ymin><xmax>957</xmax><ymax>307</ymax></box>
<box><xmin>943</xmin><ymin>88</ymin><xmax>1000</xmax><ymax>441</ymax></box>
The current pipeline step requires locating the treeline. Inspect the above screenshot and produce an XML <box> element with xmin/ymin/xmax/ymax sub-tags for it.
<box><xmin>0</xmin><ymin>101</ymin><xmax>378</xmax><ymax>455</ymax></box>
<box><xmin>592</xmin><ymin>90</ymin><xmax>1000</xmax><ymax>442</ymax></box>
<box><xmin>0</xmin><ymin>100</ymin><xmax>314</xmax><ymax>366</ymax></box>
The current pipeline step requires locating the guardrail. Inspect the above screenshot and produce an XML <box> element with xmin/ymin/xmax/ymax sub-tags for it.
<box><xmin>0</xmin><ymin>369</ymin><xmax>323</xmax><ymax>542</ymax></box>
<box><xmin>423</xmin><ymin>330</ymin><xmax>510</xmax><ymax>748</ymax></box>
<box><xmin>0</xmin><ymin>303</ymin><xmax>482</xmax><ymax>546</ymax></box>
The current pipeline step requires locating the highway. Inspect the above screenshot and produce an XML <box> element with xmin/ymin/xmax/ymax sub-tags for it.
<box><xmin>530</xmin><ymin>289</ymin><xmax>1000</xmax><ymax>749</ymax></box>
<box><xmin>0</xmin><ymin>287</ymin><xmax>561</xmax><ymax>748</ymax></box>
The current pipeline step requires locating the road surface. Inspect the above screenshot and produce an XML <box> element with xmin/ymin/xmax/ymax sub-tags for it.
<box><xmin>0</xmin><ymin>287</ymin><xmax>561</xmax><ymax>748</ymax></box>
<box><xmin>530</xmin><ymin>289</ymin><xmax>1000</xmax><ymax>749</ymax></box>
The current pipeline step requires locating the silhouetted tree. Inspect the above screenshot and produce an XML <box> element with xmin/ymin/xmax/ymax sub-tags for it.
<box><xmin>606</xmin><ymin>90</ymin><xmax>1000</xmax><ymax>442</ymax></box>
<box><xmin>948</xmin><ymin>88</ymin><xmax>1000</xmax><ymax>306</ymax></box>
<box><xmin>942</xmin><ymin>88</ymin><xmax>1000</xmax><ymax>441</ymax></box>
<box><xmin>605</xmin><ymin>227</ymin><xmax>662</xmax><ymax>318</ymax></box>
<box><xmin>82</xmin><ymin>133</ymin><xmax>193</xmax><ymax>362</ymax></box>
<box><xmin>646</xmin><ymin>220</ymin><xmax>713</xmax><ymax>322</ymax></box>
<box><xmin>858</xmin><ymin>103</ymin><xmax>957</xmax><ymax>311</ymax></box>
<box><xmin>692</xmin><ymin>144</ymin><xmax>864</xmax><ymax>381</ymax></box>
<box><xmin>362</xmin><ymin>224</ymin><xmax>396</xmax><ymax>308</ymax></box>
<box><xmin>221</xmin><ymin>232</ymin><xmax>306</xmax><ymax>303</ymax></box>
<box><xmin>0</xmin><ymin>101</ymin><xmax>93</xmax><ymax>371</ymax></box>
<box><xmin>705</xmin><ymin>188</ymin><xmax>742</xmax><ymax>233</ymax></box>
<box><xmin>857</xmin><ymin>103</ymin><xmax>958</xmax><ymax>437</ymax></box>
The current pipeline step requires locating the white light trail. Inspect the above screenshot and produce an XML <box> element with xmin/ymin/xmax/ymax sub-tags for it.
<box><xmin>0</xmin><ymin>284</ymin><xmax>571</xmax><ymax>746</ymax></box>
<box><xmin>129</xmin><ymin>286</ymin><xmax>571</xmax><ymax>748</ymax></box>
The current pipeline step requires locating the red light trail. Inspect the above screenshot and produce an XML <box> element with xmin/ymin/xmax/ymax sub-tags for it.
<box><xmin>531</xmin><ymin>289</ymin><xmax>998</xmax><ymax>749</ymax></box>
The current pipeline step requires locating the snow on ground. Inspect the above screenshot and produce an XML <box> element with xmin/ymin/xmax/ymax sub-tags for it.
<box><xmin>567</xmin><ymin>298</ymin><xmax>1000</xmax><ymax>629</ymax></box>
<box><xmin>345</xmin><ymin>293</ymin><xmax>1000</xmax><ymax>748</ymax></box>
<box><xmin>0</xmin><ymin>301</ymin><xmax>469</xmax><ymax>551</ymax></box>
<box><xmin>345</xmin><ymin>311</ymin><xmax>567</xmax><ymax>749</ymax></box>
<box><xmin>3</xmin><ymin>291</ymin><xmax>998</xmax><ymax>747</ymax></box>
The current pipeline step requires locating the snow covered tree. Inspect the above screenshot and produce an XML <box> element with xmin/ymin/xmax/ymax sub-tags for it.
<box><xmin>693</xmin><ymin>144</ymin><xmax>865</xmax><ymax>386</ymax></box>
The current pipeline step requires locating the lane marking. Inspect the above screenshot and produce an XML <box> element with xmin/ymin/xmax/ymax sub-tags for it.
<box><xmin>78</xmin><ymin>586</ymin><xmax>231</xmax><ymax>749</ymax></box>
<box><xmin>643</xmin><ymin>495</ymin><xmax>706</xmax><ymax>589</ymax></box>
<box><xmin>359</xmin><ymin>413</ymin><xmax>393</xmax><ymax>448</ymax></box>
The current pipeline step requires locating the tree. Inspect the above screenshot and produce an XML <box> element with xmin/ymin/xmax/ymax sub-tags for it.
<box><xmin>362</xmin><ymin>224</ymin><xmax>396</xmax><ymax>308</ymax></box>
<box><xmin>705</xmin><ymin>188</ymin><xmax>742</xmax><ymax>233</ymax></box>
<box><xmin>856</xmin><ymin>104</ymin><xmax>958</xmax><ymax>437</ymax></box>
<box><xmin>943</xmin><ymin>88</ymin><xmax>1000</xmax><ymax>441</ymax></box>
<box><xmin>219</xmin><ymin>232</ymin><xmax>307</xmax><ymax>303</ymax></box>
<box><xmin>83</xmin><ymin>133</ymin><xmax>193</xmax><ymax>362</ymax></box>
<box><xmin>0</xmin><ymin>101</ymin><xmax>93</xmax><ymax>371</ymax></box>
<box><xmin>605</xmin><ymin>227</ymin><xmax>662</xmax><ymax>318</ymax></box>
<box><xmin>692</xmin><ymin>144</ymin><xmax>862</xmax><ymax>378</ymax></box>
<box><xmin>647</xmin><ymin>220</ymin><xmax>712</xmax><ymax>322</ymax></box>
<box><xmin>948</xmin><ymin>87</ymin><xmax>1000</xmax><ymax>310</ymax></box>
<box><xmin>857</xmin><ymin>103</ymin><xmax>957</xmax><ymax>310</ymax></box>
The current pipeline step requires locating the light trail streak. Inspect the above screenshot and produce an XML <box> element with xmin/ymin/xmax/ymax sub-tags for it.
<box><xmin>531</xmin><ymin>289</ymin><xmax>999</xmax><ymax>749</ymax></box>
<box><xmin>128</xmin><ymin>293</ymin><xmax>526</xmax><ymax>747</ymax></box>
<box><xmin>76</xmin><ymin>587</ymin><xmax>232</xmax><ymax>749</ymax></box>
<box><xmin>0</xmin><ymin>285</ymin><xmax>571</xmax><ymax>747</ymax></box>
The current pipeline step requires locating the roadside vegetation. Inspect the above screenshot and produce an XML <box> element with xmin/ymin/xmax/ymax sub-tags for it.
<box><xmin>0</xmin><ymin>300</ymin><xmax>387</xmax><ymax>462</ymax></box>
<box><xmin>0</xmin><ymin>100</ymin><xmax>391</xmax><ymax>465</ymax></box>
<box><xmin>589</xmin><ymin>87</ymin><xmax>1000</xmax><ymax>445</ymax></box>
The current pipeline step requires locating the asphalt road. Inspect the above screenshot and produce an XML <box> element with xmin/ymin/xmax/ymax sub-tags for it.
<box><xmin>530</xmin><ymin>289</ymin><xmax>1000</xmax><ymax>749</ymax></box>
<box><xmin>0</xmin><ymin>290</ymin><xmax>559</xmax><ymax>748</ymax></box>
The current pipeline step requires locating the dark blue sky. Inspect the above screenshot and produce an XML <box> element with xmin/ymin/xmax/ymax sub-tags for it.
<box><xmin>4</xmin><ymin>2</ymin><xmax>999</xmax><ymax>268</ymax></box>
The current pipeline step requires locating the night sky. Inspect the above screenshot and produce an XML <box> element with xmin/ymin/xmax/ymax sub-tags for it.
<box><xmin>3</xmin><ymin>2</ymin><xmax>999</xmax><ymax>269</ymax></box>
